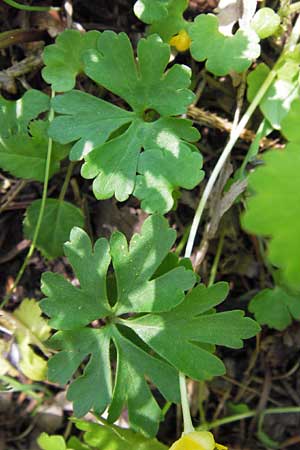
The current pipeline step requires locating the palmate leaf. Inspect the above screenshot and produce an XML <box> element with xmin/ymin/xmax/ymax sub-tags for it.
<box><xmin>41</xmin><ymin>215</ymin><xmax>195</xmax><ymax>435</ymax></box>
<box><xmin>125</xmin><ymin>283</ymin><xmax>260</xmax><ymax>380</ymax></box>
<box><xmin>249</xmin><ymin>287</ymin><xmax>300</xmax><ymax>331</ymax></box>
<box><xmin>0</xmin><ymin>91</ymin><xmax>68</xmax><ymax>181</ymax></box>
<box><xmin>41</xmin><ymin>216</ymin><xmax>259</xmax><ymax>435</ymax></box>
<box><xmin>243</xmin><ymin>98</ymin><xmax>300</xmax><ymax>290</ymax></box>
<box><xmin>190</xmin><ymin>14</ymin><xmax>260</xmax><ymax>76</ymax></box>
<box><xmin>48</xmin><ymin>31</ymin><xmax>203</xmax><ymax>213</ymax></box>
<box><xmin>24</xmin><ymin>198</ymin><xmax>84</xmax><ymax>259</ymax></box>
<box><xmin>42</xmin><ymin>30</ymin><xmax>100</xmax><ymax>91</ymax></box>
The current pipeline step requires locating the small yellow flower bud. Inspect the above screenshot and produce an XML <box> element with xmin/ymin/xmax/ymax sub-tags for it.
<box><xmin>169</xmin><ymin>29</ymin><xmax>191</xmax><ymax>52</ymax></box>
<box><xmin>169</xmin><ymin>431</ymin><xmax>228</xmax><ymax>450</ymax></box>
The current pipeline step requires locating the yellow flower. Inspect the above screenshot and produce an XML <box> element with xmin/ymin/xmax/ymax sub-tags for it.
<box><xmin>169</xmin><ymin>29</ymin><xmax>191</xmax><ymax>52</ymax></box>
<box><xmin>169</xmin><ymin>431</ymin><xmax>228</xmax><ymax>450</ymax></box>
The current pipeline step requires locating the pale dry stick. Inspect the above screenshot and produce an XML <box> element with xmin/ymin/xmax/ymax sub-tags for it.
<box><xmin>193</xmin><ymin>73</ymin><xmax>247</xmax><ymax>270</ymax></box>
<box><xmin>187</xmin><ymin>105</ymin><xmax>280</xmax><ymax>148</ymax></box>
<box><xmin>0</xmin><ymin>180</ymin><xmax>27</xmax><ymax>214</ymax></box>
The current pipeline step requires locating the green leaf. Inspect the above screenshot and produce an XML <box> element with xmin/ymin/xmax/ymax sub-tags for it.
<box><xmin>281</xmin><ymin>98</ymin><xmax>300</xmax><ymax>142</ymax></box>
<box><xmin>251</xmin><ymin>8</ymin><xmax>281</xmax><ymax>40</ymax></box>
<box><xmin>0</xmin><ymin>299</ymin><xmax>51</xmax><ymax>381</ymax></box>
<box><xmin>49</xmin><ymin>32</ymin><xmax>203</xmax><ymax>213</ymax></box>
<box><xmin>0</xmin><ymin>89</ymin><xmax>49</xmax><ymax>137</ymax></box>
<box><xmin>0</xmin><ymin>121</ymin><xmax>68</xmax><ymax>181</ymax></box>
<box><xmin>145</xmin><ymin>0</ymin><xmax>189</xmax><ymax>43</ymax></box>
<box><xmin>83</xmin><ymin>32</ymin><xmax>194</xmax><ymax>115</ymax></box>
<box><xmin>242</xmin><ymin>144</ymin><xmax>300</xmax><ymax>289</ymax></box>
<box><xmin>249</xmin><ymin>287</ymin><xmax>300</xmax><ymax>331</ymax></box>
<box><xmin>38</xmin><ymin>433</ymin><xmax>67</xmax><ymax>450</ymax></box>
<box><xmin>247</xmin><ymin>63</ymin><xmax>300</xmax><ymax>129</ymax></box>
<box><xmin>75</xmin><ymin>419</ymin><xmax>167</xmax><ymax>450</ymax></box>
<box><xmin>190</xmin><ymin>14</ymin><xmax>260</xmax><ymax>76</ymax></box>
<box><xmin>227</xmin><ymin>402</ymin><xmax>250</xmax><ymax>415</ymax></box>
<box><xmin>134</xmin><ymin>139</ymin><xmax>204</xmax><ymax>213</ymax></box>
<box><xmin>134</xmin><ymin>0</ymin><xmax>170</xmax><ymax>24</ymax></box>
<box><xmin>49</xmin><ymin>90</ymin><xmax>133</xmax><ymax>161</ymax></box>
<box><xmin>67</xmin><ymin>437</ymin><xmax>90</xmax><ymax>450</ymax></box>
<box><xmin>42</xmin><ymin>30</ymin><xmax>100</xmax><ymax>91</ymax></box>
<box><xmin>24</xmin><ymin>198</ymin><xmax>84</xmax><ymax>259</ymax></box>
<box><xmin>124</xmin><ymin>283</ymin><xmax>260</xmax><ymax>380</ymax></box>
<box><xmin>41</xmin><ymin>215</ymin><xmax>195</xmax><ymax>435</ymax></box>
<box><xmin>0</xmin><ymin>91</ymin><xmax>68</xmax><ymax>181</ymax></box>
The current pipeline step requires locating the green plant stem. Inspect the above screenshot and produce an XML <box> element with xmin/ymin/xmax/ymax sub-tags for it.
<box><xmin>0</xmin><ymin>92</ymin><xmax>55</xmax><ymax>309</ymax></box>
<box><xmin>58</xmin><ymin>161</ymin><xmax>75</xmax><ymax>202</ymax></box>
<box><xmin>162</xmin><ymin>401</ymin><xmax>172</xmax><ymax>417</ymax></box>
<box><xmin>175</xmin><ymin>225</ymin><xmax>191</xmax><ymax>256</ymax></box>
<box><xmin>199</xmin><ymin>406</ymin><xmax>300</xmax><ymax>431</ymax></box>
<box><xmin>179</xmin><ymin>372</ymin><xmax>194</xmax><ymax>434</ymax></box>
<box><xmin>208</xmin><ymin>229</ymin><xmax>225</xmax><ymax>287</ymax></box>
<box><xmin>2</xmin><ymin>0</ymin><xmax>57</xmax><ymax>11</ymax></box>
<box><xmin>184</xmin><ymin>69</ymin><xmax>277</xmax><ymax>259</ymax></box>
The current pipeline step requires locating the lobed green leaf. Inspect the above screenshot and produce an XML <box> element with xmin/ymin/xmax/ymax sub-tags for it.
<box><xmin>40</xmin><ymin>216</ymin><xmax>195</xmax><ymax>435</ymax></box>
<box><xmin>24</xmin><ymin>198</ymin><xmax>84</xmax><ymax>259</ymax></box>
<box><xmin>243</xmin><ymin>143</ymin><xmax>300</xmax><ymax>290</ymax></box>
<box><xmin>49</xmin><ymin>32</ymin><xmax>203</xmax><ymax>213</ymax></box>
<box><xmin>125</xmin><ymin>283</ymin><xmax>260</xmax><ymax>380</ymax></box>
<box><xmin>0</xmin><ymin>91</ymin><xmax>68</xmax><ymax>181</ymax></box>
<box><xmin>190</xmin><ymin>14</ymin><xmax>260</xmax><ymax>76</ymax></box>
<box><xmin>249</xmin><ymin>287</ymin><xmax>300</xmax><ymax>331</ymax></box>
<box><xmin>42</xmin><ymin>30</ymin><xmax>100</xmax><ymax>91</ymax></box>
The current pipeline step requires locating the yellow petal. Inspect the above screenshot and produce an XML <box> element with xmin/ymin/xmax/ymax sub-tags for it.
<box><xmin>169</xmin><ymin>29</ymin><xmax>191</xmax><ymax>52</ymax></box>
<box><xmin>169</xmin><ymin>431</ymin><xmax>216</xmax><ymax>450</ymax></box>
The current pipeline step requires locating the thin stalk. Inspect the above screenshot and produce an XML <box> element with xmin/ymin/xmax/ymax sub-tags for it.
<box><xmin>162</xmin><ymin>401</ymin><xmax>172</xmax><ymax>417</ymax></box>
<box><xmin>175</xmin><ymin>225</ymin><xmax>191</xmax><ymax>256</ymax></box>
<box><xmin>179</xmin><ymin>372</ymin><xmax>194</xmax><ymax>434</ymax></box>
<box><xmin>208</xmin><ymin>230</ymin><xmax>225</xmax><ymax>287</ymax></box>
<box><xmin>184</xmin><ymin>68</ymin><xmax>277</xmax><ymax>259</ymax></box>
<box><xmin>58</xmin><ymin>161</ymin><xmax>75</xmax><ymax>202</ymax></box>
<box><xmin>199</xmin><ymin>406</ymin><xmax>300</xmax><ymax>431</ymax></box>
<box><xmin>2</xmin><ymin>0</ymin><xmax>57</xmax><ymax>11</ymax></box>
<box><xmin>0</xmin><ymin>91</ymin><xmax>55</xmax><ymax>309</ymax></box>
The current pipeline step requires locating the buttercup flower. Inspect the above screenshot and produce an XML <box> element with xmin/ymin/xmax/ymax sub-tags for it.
<box><xmin>169</xmin><ymin>29</ymin><xmax>191</xmax><ymax>52</ymax></box>
<box><xmin>170</xmin><ymin>431</ymin><xmax>228</xmax><ymax>450</ymax></box>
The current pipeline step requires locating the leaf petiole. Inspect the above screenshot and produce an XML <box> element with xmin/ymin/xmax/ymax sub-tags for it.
<box><xmin>58</xmin><ymin>161</ymin><xmax>76</xmax><ymax>202</ymax></box>
<box><xmin>179</xmin><ymin>371</ymin><xmax>194</xmax><ymax>434</ymax></box>
<box><xmin>2</xmin><ymin>0</ymin><xmax>58</xmax><ymax>12</ymax></box>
